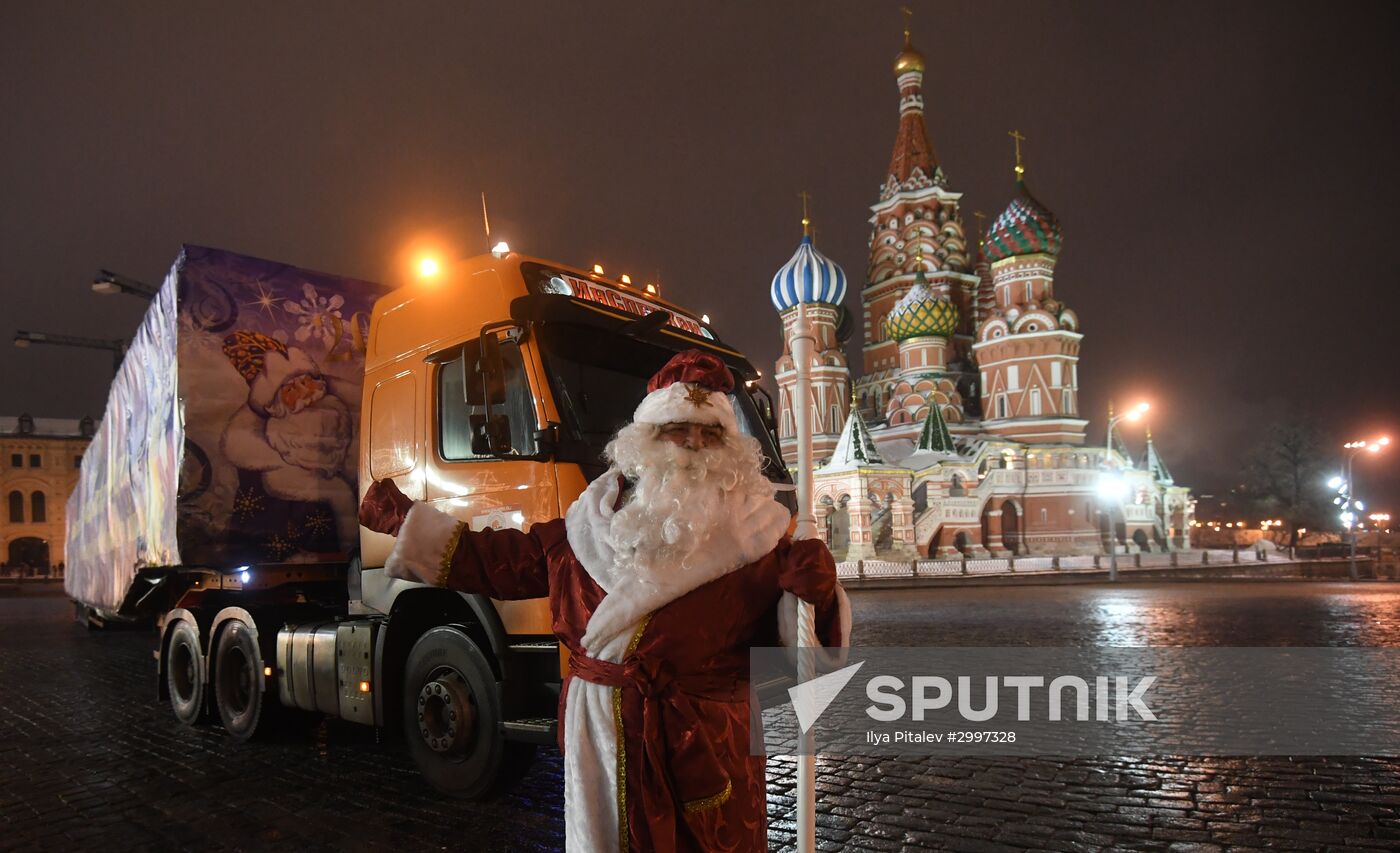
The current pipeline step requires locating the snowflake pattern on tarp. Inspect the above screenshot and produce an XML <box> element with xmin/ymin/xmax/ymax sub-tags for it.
<box><xmin>284</xmin><ymin>283</ymin><xmax>346</xmax><ymax>347</ymax></box>
<box><xmin>233</xmin><ymin>487</ymin><xmax>264</xmax><ymax>522</ymax></box>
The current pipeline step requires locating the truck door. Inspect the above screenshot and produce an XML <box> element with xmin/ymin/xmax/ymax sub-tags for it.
<box><xmin>425</xmin><ymin>331</ymin><xmax>555</xmax><ymax>635</ymax></box>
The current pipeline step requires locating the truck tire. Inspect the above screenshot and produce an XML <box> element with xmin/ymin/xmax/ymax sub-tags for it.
<box><xmin>166</xmin><ymin>619</ymin><xmax>205</xmax><ymax>725</ymax></box>
<box><xmin>212</xmin><ymin>618</ymin><xmax>268</xmax><ymax>741</ymax></box>
<box><xmin>403</xmin><ymin>626</ymin><xmax>531</xmax><ymax>798</ymax></box>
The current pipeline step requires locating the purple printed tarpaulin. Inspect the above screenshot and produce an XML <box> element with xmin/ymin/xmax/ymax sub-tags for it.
<box><xmin>65</xmin><ymin>246</ymin><xmax>387</xmax><ymax>612</ymax></box>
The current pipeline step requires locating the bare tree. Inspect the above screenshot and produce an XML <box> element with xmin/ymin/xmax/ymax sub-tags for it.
<box><xmin>1241</xmin><ymin>420</ymin><xmax>1329</xmax><ymax>547</ymax></box>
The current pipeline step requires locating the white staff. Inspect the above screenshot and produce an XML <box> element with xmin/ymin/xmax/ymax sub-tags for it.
<box><xmin>789</xmin><ymin>298</ymin><xmax>818</xmax><ymax>852</ymax></box>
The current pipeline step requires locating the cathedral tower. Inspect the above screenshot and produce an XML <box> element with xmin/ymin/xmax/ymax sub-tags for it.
<box><xmin>971</xmin><ymin>135</ymin><xmax>1088</xmax><ymax>444</ymax></box>
<box><xmin>858</xmin><ymin>21</ymin><xmax>981</xmax><ymax>422</ymax></box>
<box><xmin>772</xmin><ymin>202</ymin><xmax>851</xmax><ymax>465</ymax></box>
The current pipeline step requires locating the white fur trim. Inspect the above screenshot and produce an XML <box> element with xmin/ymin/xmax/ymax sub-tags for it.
<box><xmin>777</xmin><ymin>585</ymin><xmax>851</xmax><ymax>669</ymax></box>
<box><xmin>383</xmin><ymin>502</ymin><xmax>462</xmax><ymax>585</ymax></box>
<box><xmin>632</xmin><ymin>382</ymin><xmax>739</xmax><ymax>433</ymax></box>
<box><xmin>565</xmin><ymin>466</ymin><xmax>791</xmax><ymax>652</ymax></box>
<box><xmin>564</xmin><ymin>620</ymin><xmax>644</xmax><ymax>853</ymax></box>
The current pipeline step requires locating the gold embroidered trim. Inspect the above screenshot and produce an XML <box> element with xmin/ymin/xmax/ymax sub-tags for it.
<box><xmin>434</xmin><ymin>522</ymin><xmax>467</xmax><ymax>587</ymax></box>
<box><xmin>684</xmin><ymin>779</ymin><xmax>733</xmax><ymax>814</ymax></box>
<box><xmin>614</xmin><ymin>613</ymin><xmax>654</xmax><ymax>853</ymax></box>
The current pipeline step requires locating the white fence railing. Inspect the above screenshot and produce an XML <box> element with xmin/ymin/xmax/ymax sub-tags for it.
<box><xmin>1058</xmin><ymin>555</ymin><xmax>1098</xmax><ymax>571</ymax></box>
<box><xmin>915</xmin><ymin>559</ymin><xmax>964</xmax><ymax>575</ymax></box>
<box><xmin>834</xmin><ymin>547</ymin><xmax>1302</xmax><ymax>582</ymax></box>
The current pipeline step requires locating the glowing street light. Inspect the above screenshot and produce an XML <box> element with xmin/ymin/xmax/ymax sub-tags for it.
<box><xmin>1106</xmin><ymin>400</ymin><xmax>1150</xmax><ymax>465</ymax></box>
<box><xmin>1101</xmin><ymin>400</ymin><xmax>1150</xmax><ymax>574</ymax></box>
<box><xmin>1340</xmin><ymin>435</ymin><xmax>1390</xmax><ymax>579</ymax></box>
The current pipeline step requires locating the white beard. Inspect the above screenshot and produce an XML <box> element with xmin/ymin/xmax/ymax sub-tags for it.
<box><xmin>264</xmin><ymin>395</ymin><xmax>352</xmax><ymax>478</ymax></box>
<box><xmin>602</xmin><ymin>422</ymin><xmax>777</xmax><ymax>585</ymax></box>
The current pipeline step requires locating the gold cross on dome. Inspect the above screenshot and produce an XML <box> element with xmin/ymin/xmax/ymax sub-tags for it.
<box><xmin>799</xmin><ymin>190</ymin><xmax>812</xmax><ymax>237</ymax></box>
<box><xmin>1008</xmin><ymin>129</ymin><xmax>1027</xmax><ymax>177</ymax></box>
<box><xmin>684</xmin><ymin>384</ymin><xmax>711</xmax><ymax>407</ymax></box>
<box><xmin>901</xmin><ymin>6</ymin><xmax>913</xmax><ymax>39</ymax></box>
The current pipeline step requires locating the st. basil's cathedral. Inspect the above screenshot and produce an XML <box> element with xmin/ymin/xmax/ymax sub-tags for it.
<box><xmin>769</xmin><ymin>25</ymin><xmax>1193</xmax><ymax>560</ymax></box>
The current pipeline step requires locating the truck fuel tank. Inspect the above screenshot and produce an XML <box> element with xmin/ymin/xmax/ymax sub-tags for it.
<box><xmin>276</xmin><ymin>620</ymin><xmax>380</xmax><ymax>725</ymax></box>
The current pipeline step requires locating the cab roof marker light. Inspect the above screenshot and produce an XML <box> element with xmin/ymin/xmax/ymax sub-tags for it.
<box><xmin>620</xmin><ymin>274</ymin><xmax>631</xmax><ymax>285</ymax></box>
<box><xmin>592</xmin><ymin>264</ymin><xmax>604</xmax><ymax>276</ymax></box>
<box><xmin>491</xmin><ymin>241</ymin><xmax>511</xmax><ymax>258</ymax></box>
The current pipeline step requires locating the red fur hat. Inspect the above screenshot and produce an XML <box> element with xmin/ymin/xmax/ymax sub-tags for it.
<box><xmin>634</xmin><ymin>349</ymin><xmax>738</xmax><ymax>431</ymax></box>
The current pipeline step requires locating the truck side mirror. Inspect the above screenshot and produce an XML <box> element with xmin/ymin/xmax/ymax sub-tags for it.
<box><xmin>480</xmin><ymin>332</ymin><xmax>504</xmax><ymax>400</ymax></box>
<box><xmin>478</xmin><ymin>331</ymin><xmax>512</xmax><ymax>455</ymax></box>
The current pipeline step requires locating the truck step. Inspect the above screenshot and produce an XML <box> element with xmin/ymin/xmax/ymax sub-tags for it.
<box><xmin>501</xmin><ymin>716</ymin><xmax>557</xmax><ymax>745</ymax></box>
<box><xmin>508</xmin><ymin>641</ymin><xmax>558</xmax><ymax>653</ymax></box>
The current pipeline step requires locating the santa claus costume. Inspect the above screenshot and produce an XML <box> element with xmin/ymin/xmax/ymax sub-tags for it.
<box><xmin>361</xmin><ymin>350</ymin><xmax>850</xmax><ymax>853</ymax></box>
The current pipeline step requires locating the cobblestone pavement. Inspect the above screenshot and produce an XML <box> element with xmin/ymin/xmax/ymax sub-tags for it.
<box><xmin>3</xmin><ymin>581</ymin><xmax>1400</xmax><ymax>851</ymax></box>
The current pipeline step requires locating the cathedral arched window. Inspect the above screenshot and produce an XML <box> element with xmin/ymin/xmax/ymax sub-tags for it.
<box><xmin>8</xmin><ymin>490</ymin><xmax>23</xmax><ymax>523</ymax></box>
<box><xmin>31</xmin><ymin>492</ymin><xmax>45</xmax><ymax>523</ymax></box>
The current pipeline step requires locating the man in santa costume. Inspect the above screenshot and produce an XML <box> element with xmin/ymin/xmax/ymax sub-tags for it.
<box><xmin>359</xmin><ymin>349</ymin><xmax>850</xmax><ymax>853</ymax></box>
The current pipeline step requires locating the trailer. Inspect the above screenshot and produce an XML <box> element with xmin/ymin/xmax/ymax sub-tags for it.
<box><xmin>65</xmin><ymin>244</ymin><xmax>788</xmax><ymax>796</ymax></box>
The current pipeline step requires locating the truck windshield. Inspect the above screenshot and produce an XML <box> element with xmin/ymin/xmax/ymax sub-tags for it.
<box><xmin>535</xmin><ymin>323</ymin><xmax>790</xmax><ymax>488</ymax></box>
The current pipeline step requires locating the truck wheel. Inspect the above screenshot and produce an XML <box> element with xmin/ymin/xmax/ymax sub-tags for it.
<box><xmin>212</xmin><ymin>619</ymin><xmax>267</xmax><ymax>741</ymax></box>
<box><xmin>403</xmin><ymin>626</ymin><xmax>528</xmax><ymax>798</ymax></box>
<box><xmin>166</xmin><ymin>619</ymin><xmax>205</xmax><ymax>725</ymax></box>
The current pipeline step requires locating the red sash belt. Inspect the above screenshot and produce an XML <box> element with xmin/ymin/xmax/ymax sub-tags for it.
<box><xmin>568</xmin><ymin>650</ymin><xmax>745</xmax><ymax>829</ymax></box>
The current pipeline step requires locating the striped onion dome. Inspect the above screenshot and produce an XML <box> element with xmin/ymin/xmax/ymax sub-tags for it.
<box><xmin>984</xmin><ymin>180</ymin><xmax>1063</xmax><ymax>262</ymax></box>
<box><xmin>770</xmin><ymin>235</ymin><xmax>848</xmax><ymax>312</ymax></box>
<box><xmin>883</xmin><ymin>268</ymin><xmax>959</xmax><ymax>340</ymax></box>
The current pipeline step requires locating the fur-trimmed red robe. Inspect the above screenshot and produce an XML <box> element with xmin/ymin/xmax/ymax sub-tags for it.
<box><xmin>384</xmin><ymin>472</ymin><xmax>850</xmax><ymax>853</ymax></box>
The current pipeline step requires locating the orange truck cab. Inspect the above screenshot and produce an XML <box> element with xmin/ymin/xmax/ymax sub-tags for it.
<box><xmin>350</xmin><ymin>251</ymin><xmax>792</xmax><ymax>795</ymax></box>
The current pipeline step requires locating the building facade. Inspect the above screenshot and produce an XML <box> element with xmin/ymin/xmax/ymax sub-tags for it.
<box><xmin>1</xmin><ymin>414</ymin><xmax>95</xmax><ymax>572</ymax></box>
<box><xmin>771</xmin><ymin>27</ymin><xmax>1192</xmax><ymax>559</ymax></box>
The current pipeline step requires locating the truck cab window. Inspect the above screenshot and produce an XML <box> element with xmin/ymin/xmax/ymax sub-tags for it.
<box><xmin>438</xmin><ymin>337</ymin><xmax>537</xmax><ymax>460</ymax></box>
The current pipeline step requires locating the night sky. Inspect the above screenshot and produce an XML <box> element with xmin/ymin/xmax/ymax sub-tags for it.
<box><xmin>4</xmin><ymin>1</ymin><xmax>1398</xmax><ymax>511</ymax></box>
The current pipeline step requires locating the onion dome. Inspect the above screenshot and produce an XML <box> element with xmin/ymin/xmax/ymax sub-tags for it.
<box><xmin>882</xmin><ymin>267</ymin><xmax>959</xmax><ymax>340</ymax></box>
<box><xmin>984</xmin><ymin>180</ymin><xmax>1063</xmax><ymax>262</ymax></box>
<box><xmin>894</xmin><ymin>40</ymin><xmax>925</xmax><ymax>75</ymax></box>
<box><xmin>770</xmin><ymin>235</ymin><xmax>848</xmax><ymax>312</ymax></box>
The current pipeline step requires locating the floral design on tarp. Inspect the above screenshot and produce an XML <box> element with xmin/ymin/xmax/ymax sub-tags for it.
<box><xmin>284</xmin><ymin>283</ymin><xmax>345</xmax><ymax>346</ymax></box>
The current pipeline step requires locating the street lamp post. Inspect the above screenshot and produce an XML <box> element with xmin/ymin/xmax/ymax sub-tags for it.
<box><xmin>91</xmin><ymin>269</ymin><xmax>158</xmax><ymax>299</ymax></box>
<box><xmin>1340</xmin><ymin>437</ymin><xmax>1389</xmax><ymax>580</ymax></box>
<box><xmin>1101</xmin><ymin>401</ymin><xmax>1149</xmax><ymax>577</ymax></box>
<box><xmin>13</xmin><ymin>330</ymin><xmax>128</xmax><ymax>375</ymax></box>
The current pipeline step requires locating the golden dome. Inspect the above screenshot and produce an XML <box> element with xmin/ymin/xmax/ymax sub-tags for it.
<box><xmin>894</xmin><ymin>39</ymin><xmax>925</xmax><ymax>74</ymax></box>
